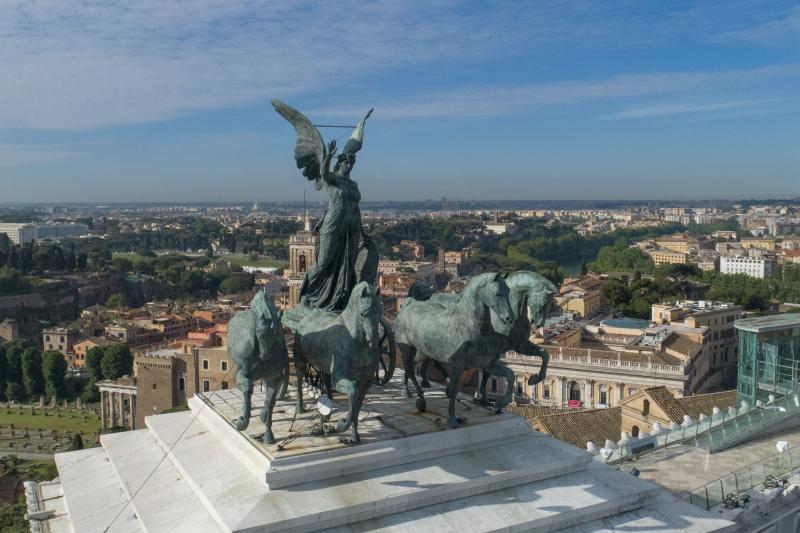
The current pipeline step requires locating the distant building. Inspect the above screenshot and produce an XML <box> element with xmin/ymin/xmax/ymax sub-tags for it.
<box><xmin>648</xmin><ymin>250</ymin><xmax>688</xmax><ymax>266</ymax></box>
<box><xmin>33</xmin><ymin>223</ymin><xmax>89</xmax><ymax>240</ymax></box>
<box><xmin>41</xmin><ymin>327</ymin><xmax>79</xmax><ymax>364</ymax></box>
<box><xmin>72</xmin><ymin>336</ymin><xmax>125</xmax><ymax>368</ymax></box>
<box><xmin>0</xmin><ymin>319</ymin><xmax>19</xmax><ymax>342</ymax></box>
<box><xmin>485</xmin><ymin>222</ymin><xmax>516</xmax><ymax>235</ymax></box>
<box><xmin>720</xmin><ymin>255</ymin><xmax>775</xmax><ymax>278</ymax></box>
<box><xmin>0</xmin><ymin>223</ymin><xmax>36</xmax><ymax>244</ymax></box>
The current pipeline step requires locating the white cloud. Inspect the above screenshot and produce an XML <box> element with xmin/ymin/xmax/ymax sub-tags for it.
<box><xmin>0</xmin><ymin>141</ymin><xmax>84</xmax><ymax>166</ymax></box>
<box><xmin>310</xmin><ymin>66</ymin><xmax>800</xmax><ymax>119</ymax></box>
<box><xmin>599</xmin><ymin>99</ymin><xmax>774</xmax><ymax>120</ymax></box>
<box><xmin>1</xmin><ymin>1</ymin><xmax>797</xmax><ymax>131</ymax></box>
<box><xmin>713</xmin><ymin>6</ymin><xmax>800</xmax><ymax>45</ymax></box>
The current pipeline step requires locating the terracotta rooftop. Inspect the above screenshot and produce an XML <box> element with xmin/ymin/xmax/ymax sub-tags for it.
<box><xmin>641</xmin><ymin>386</ymin><xmax>687</xmax><ymax>423</ymax></box>
<box><xmin>530</xmin><ymin>407</ymin><xmax>622</xmax><ymax>449</ymax></box>
<box><xmin>677</xmin><ymin>389</ymin><xmax>738</xmax><ymax>419</ymax></box>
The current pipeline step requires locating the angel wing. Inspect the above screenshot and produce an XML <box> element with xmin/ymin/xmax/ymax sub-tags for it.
<box><xmin>271</xmin><ymin>99</ymin><xmax>326</xmax><ymax>190</ymax></box>
<box><xmin>339</xmin><ymin>108</ymin><xmax>373</xmax><ymax>158</ymax></box>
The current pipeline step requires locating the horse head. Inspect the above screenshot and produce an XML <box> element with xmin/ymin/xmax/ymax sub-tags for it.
<box><xmin>348</xmin><ymin>281</ymin><xmax>381</xmax><ymax>349</ymax></box>
<box><xmin>251</xmin><ymin>290</ymin><xmax>283</xmax><ymax>332</ymax></box>
<box><xmin>472</xmin><ymin>272</ymin><xmax>513</xmax><ymax>324</ymax></box>
<box><xmin>511</xmin><ymin>271</ymin><xmax>557</xmax><ymax>328</ymax></box>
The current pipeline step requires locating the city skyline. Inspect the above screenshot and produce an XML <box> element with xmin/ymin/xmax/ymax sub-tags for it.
<box><xmin>1</xmin><ymin>1</ymin><xmax>799</xmax><ymax>202</ymax></box>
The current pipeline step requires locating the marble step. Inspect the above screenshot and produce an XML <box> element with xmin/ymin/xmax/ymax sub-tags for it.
<box><xmin>189</xmin><ymin>393</ymin><xmax>536</xmax><ymax>489</ymax></box>
<box><xmin>324</xmin><ymin>462</ymin><xmax>665</xmax><ymax>533</ymax></box>
<box><xmin>563</xmin><ymin>492</ymin><xmax>739</xmax><ymax>533</ymax></box>
<box><xmin>146</xmin><ymin>410</ymin><xmax>592</xmax><ymax>533</ymax></box>
<box><xmin>100</xmin><ymin>429</ymin><xmax>223</xmax><ymax>533</ymax></box>
<box><xmin>53</xmin><ymin>447</ymin><xmax>142</xmax><ymax>533</ymax></box>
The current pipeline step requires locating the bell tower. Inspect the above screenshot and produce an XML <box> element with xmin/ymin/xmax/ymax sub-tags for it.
<box><xmin>286</xmin><ymin>209</ymin><xmax>319</xmax><ymax>307</ymax></box>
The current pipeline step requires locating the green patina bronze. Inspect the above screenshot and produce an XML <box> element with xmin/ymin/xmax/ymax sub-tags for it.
<box><xmin>414</xmin><ymin>271</ymin><xmax>557</xmax><ymax>405</ymax></box>
<box><xmin>395</xmin><ymin>272</ymin><xmax>515</xmax><ymax>429</ymax></box>
<box><xmin>272</xmin><ymin>99</ymin><xmax>377</xmax><ymax>312</ymax></box>
<box><xmin>283</xmin><ymin>281</ymin><xmax>382</xmax><ymax>444</ymax></box>
<box><xmin>227</xmin><ymin>291</ymin><xmax>289</xmax><ymax>444</ymax></box>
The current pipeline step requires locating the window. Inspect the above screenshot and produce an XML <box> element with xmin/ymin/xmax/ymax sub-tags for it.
<box><xmin>221</xmin><ymin>381</ymin><xmax>229</xmax><ymax>390</ymax></box>
<box><xmin>60</xmin><ymin>336</ymin><xmax>65</xmax><ymax>342</ymax></box>
<box><xmin>221</xmin><ymin>360</ymin><xmax>228</xmax><ymax>372</ymax></box>
<box><xmin>178</xmin><ymin>376</ymin><xmax>185</xmax><ymax>391</ymax></box>
<box><xmin>516</xmin><ymin>382</ymin><xmax>523</xmax><ymax>394</ymax></box>
<box><xmin>631</xmin><ymin>425</ymin><xmax>640</xmax><ymax>438</ymax></box>
<box><xmin>599</xmin><ymin>387</ymin><xmax>608</xmax><ymax>405</ymax></box>
<box><xmin>202</xmin><ymin>359</ymin><xmax>209</xmax><ymax>370</ymax></box>
<box><xmin>569</xmin><ymin>382</ymin><xmax>581</xmax><ymax>402</ymax></box>
<box><xmin>543</xmin><ymin>382</ymin><xmax>551</xmax><ymax>399</ymax></box>
<box><xmin>642</xmin><ymin>399</ymin><xmax>650</xmax><ymax>416</ymax></box>
<box><xmin>45</xmin><ymin>335</ymin><xmax>50</xmax><ymax>342</ymax></box>
<box><xmin>152</xmin><ymin>383</ymin><xmax>157</xmax><ymax>390</ymax></box>
<box><xmin>202</xmin><ymin>379</ymin><xmax>210</xmax><ymax>392</ymax></box>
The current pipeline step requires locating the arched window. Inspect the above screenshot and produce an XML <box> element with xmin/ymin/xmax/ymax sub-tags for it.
<box><xmin>298</xmin><ymin>254</ymin><xmax>307</xmax><ymax>273</ymax></box>
<box><xmin>631</xmin><ymin>425</ymin><xmax>640</xmax><ymax>437</ymax></box>
<box><xmin>569</xmin><ymin>381</ymin><xmax>581</xmax><ymax>401</ymax></box>
<box><xmin>642</xmin><ymin>399</ymin><xmax>650</xmax><ymax>416</ymax></box>
<box><xmin>516</xmin><ymin>381</ymin><xmax>523</xmax><ymax>394</ymax></box>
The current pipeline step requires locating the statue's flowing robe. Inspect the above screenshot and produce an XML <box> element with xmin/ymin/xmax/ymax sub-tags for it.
<box><xmin>300</xmin><ymin>176</ymin><xmax>375</xmax><ymax>312</ymax></box>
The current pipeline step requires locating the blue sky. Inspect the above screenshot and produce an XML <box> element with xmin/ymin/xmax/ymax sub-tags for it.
<box><xmin>1</xmin><ymin>1</ymin><xmax>799</xmax><ymax>203</ymax></box>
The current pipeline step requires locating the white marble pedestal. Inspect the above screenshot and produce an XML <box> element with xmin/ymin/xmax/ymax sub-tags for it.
<box><xmin>40</xmin><ymin>373</ymin><xmax>737</xmax><ymax>532</ymax></box>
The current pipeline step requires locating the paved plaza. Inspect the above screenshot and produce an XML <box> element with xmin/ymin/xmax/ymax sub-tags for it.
<box><xmin>631</xmin><ymin>422</ymin><xmax>800</xmax><ymax>495</ymax></box>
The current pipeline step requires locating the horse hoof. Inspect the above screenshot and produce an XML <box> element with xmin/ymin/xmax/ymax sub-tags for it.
<box><xmin>235</xmin><ymin>416</ymin><xmax>249</xmax><ymax>431</ymax></box>
<box><xmin>420</xmin><ymin>379</ymin><xmax>431</xmax><ymax>388</ymax></box>
<box><xmin>263</xmin><ymin>431</ymin><xmax>276</xmax><ymax>444</ymax></box>
<box><xmin>447</xmin><ymin>416</ymin><xmax>460</xmax><ymax>429</ymax></box>
<box><xmin>416</xmin><ymin>398</ymin><xmax>427</xmax><ymax>412</ymax></box>
<box><xmin>528</xmin><ymin>374</ymin><xmax>542</xmax><ymax>386</ymax></box>
<box><xmin>296</xmin><ymin>403</ymin><xmax>305</xmax><ymax>414</ymax></box>
<box><xmin>479</xmin><ymin>399</ymin><xmax>489</xmax><ymax>408</ymax></box>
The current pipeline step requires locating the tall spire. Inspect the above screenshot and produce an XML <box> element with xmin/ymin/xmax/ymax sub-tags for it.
<box><xmin>303</xmin><ymin>190</ymin><xmax>311</xmax><ymax>231</ymax></box>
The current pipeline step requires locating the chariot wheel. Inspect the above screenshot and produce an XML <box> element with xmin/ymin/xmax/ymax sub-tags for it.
<box><xmin>375</xmin><ymin>316</ymin><xmax>396</xmax><ymax>385</ymax></box>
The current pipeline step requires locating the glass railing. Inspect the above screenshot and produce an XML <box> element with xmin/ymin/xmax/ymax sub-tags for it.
<box><xmin>595</xmin><ymin>387</ymin><xmax>799</xmax><ymax>465</ymax></box>
<box><xmin>687</xmin><ymin>445</ymin><xmax>800</xmax><ymax>511</ymax></box>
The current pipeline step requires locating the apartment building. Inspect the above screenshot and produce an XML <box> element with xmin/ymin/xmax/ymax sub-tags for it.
<box><xmin>720</xmin><ymin>255</ymin><xmax>776</xmax><ymax>278</ymax></box>
<box><xmin>0</xmin><ymin>223</ymin><xmax>36</xmax><ymax>244</ymax></box>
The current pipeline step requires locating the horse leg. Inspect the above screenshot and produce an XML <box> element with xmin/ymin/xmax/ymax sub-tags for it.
<box><xmin>401</xmin><ymin>344</ymin><xmax>426</xmax><ymax>412</ymax></box>
<box><xmin>488</xmin><ymin>360</ymin><xmax>515</xmax><ymax>412</ymax></box>
<box><xmin>348</xmin><ymin>380</ymin><xmax>370</xmax><ymax>444</ymax></box>
<box><xmin>478</xmin><ymin>370</ymin><xmax>490</xmax><ymax>407</ymax></box>
<box><xmin>294</xmin><ymin>350</ymin><xmax>306</xmax><ymax>414</ymax></box>
<box><xmin>333</xmin><ymin>378</ymin><xmax>356</xmax><ymax>436</ymax></box>
<box><xmin>399</xmin><ymin>343</ymin><xmax>413</xmax><ymax>398</ymax></box>
<box><xmin>445</xmin><ymin>363</ymin><xmax>466</xmax><ymax>429</ymax></box>
<box><xmin>525</xmin><ymin>343</ymin><xmax>549</xmax><ymax>385</ymax></box>
<box><xmin>419</xmin><ymin>357</ymin><xmax>431</xmax><ymax>388</ymax></box>
<box><xmin>235</xmin><ymin>373</ymin><xmax>253</xmax><ymax>431</ymax></box>
<box><xmin>277</xmin><ymin>361</ymin><xmax>290</xmax><ymax>400</ymax></box>
<box><xmin>323</xmin><ymin>373</ymin><xmax>334</xmax><ymax>399</ymax></box>
<box><xmin>260</xmin><ymin>375</ymin><xmax>280</xmax><ymax>444</ymax></box>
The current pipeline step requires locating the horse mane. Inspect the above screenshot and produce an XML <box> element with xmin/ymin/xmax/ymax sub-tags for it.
<box><xmin>340</xmin><ymin>282</ymin><xmax>373</xmax><ymax>338</ymax></box>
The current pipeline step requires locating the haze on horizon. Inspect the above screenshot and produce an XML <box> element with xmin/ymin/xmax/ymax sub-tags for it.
<box><xmin>1</xmin><ymin>1</ymin><xmax>799</xmax><ymax>203</ymax></box>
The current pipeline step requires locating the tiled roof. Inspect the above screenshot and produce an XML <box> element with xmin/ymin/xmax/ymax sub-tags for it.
<box><xmin>530</xmin><ymin>407</ymin><xmax>622</xmax><ymax>449</ymax></box>
<box><xmin>662</xmin><ymin>333</ymin><xmax>703</xmax><ymax>357</ymax></box>
<box><xmin>642</xmin><ymin>386</ymin><xmax>687</xmax><ymax>423</ymax></box>
<box><xmin>677</xmin><ymin>390</ymin><xmax>738</xmax><ymax>419</ymax></box>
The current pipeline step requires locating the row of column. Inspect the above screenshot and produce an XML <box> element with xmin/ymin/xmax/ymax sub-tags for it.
<box><xmin>100</xmin><ymin>390</ymin><xmax>136</xmax><ymax>431</ymax></box>
<box><xmin>555</xmin><ymin>376</ymin><xmax>625</xmax><ymax>406</ymax></box>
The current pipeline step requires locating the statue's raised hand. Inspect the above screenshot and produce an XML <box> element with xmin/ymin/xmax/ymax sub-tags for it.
<box><xmin>327</xmin><ymin>139</ymin><xmax>337</xmax><ymax>155</ymax></box>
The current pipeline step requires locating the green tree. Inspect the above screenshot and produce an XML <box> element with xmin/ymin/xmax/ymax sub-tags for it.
<box><xmin>0</xmin><ymin>344</ymin><xmax>6</xmax><ymax>401</ymax></box>
<box><xmin>69</xmin><ymin>433</ymin><xmax>84</xmax><ymax>451</ymax></box>
<box><xmin>580</xmin><ymin>259</ymin><xmax>588</xmax><ymax>276</ymax></box>
<box><xmin>21</xmin><ymin>346</ymin><xmax>44</xmax><ymax>398</ymax></box>
<box><xmin>81</xmin><ymin>377</ymin><xmax>100</xmax><ymax>403</ymax></box>
<box><xmin>105</xmin><ymin>293</ymin><xmax>130</xmax><ymax>309</ymax></box>
<box><xmin>42</xmin><ymin>350</ymin><xmax>68</xmax><ymax>400</ymax></box>
<box><xmin>4</xmin><ymin>340</ymin><xmax>26</xmax><ymax>401</ymax></box>
<box><xmin>601</xmin><ymin>277</ymin><xmax>631</xmax><ymax>308</ymax></box>
<box><xmin>84</xmin><ymin>347</ymin><xmax>105</xmax><ymax>380</ymax></box>
<box><xmin>219</xmin><ymin>274</ymin><xmax>254</xmax><ymax>294</ymax></box>
<box><xmin>101</xmin><ymin>345</ymin><xmax>133</xmax><ymax>380</ymax></box>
